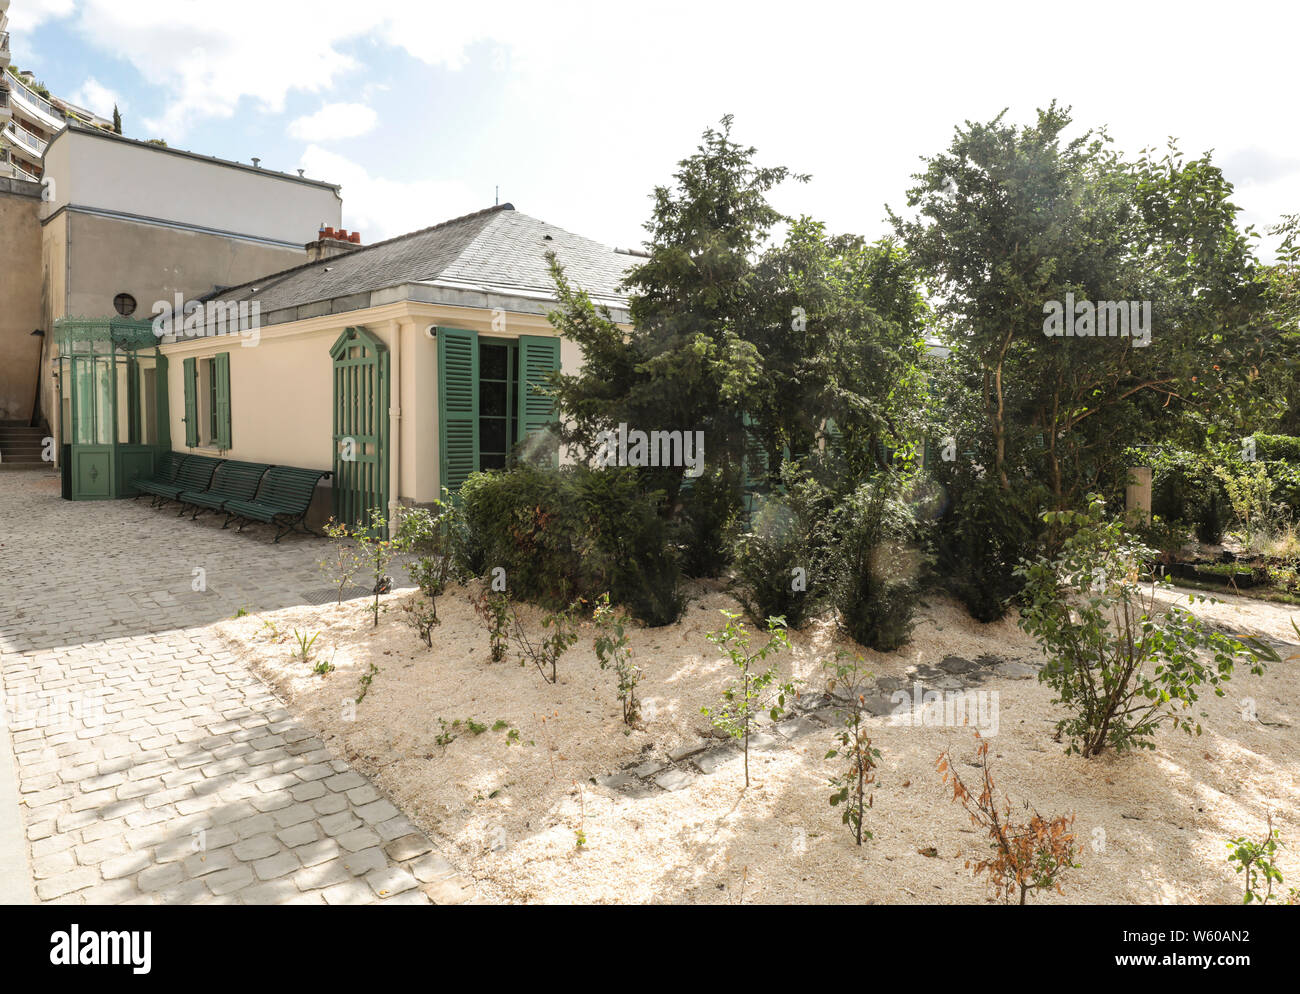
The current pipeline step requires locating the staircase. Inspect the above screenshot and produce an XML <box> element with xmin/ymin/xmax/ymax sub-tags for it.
<box><xmin>0</xmin><ymin>423</ymin><xmax>50</xmax><ymax>469</ymax></box>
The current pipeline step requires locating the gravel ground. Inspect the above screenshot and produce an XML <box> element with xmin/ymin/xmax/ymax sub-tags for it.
<box><xmin>213</xmin><ymin>580</ymin><xmax>1300</xmax><ymax>905</ymax></box>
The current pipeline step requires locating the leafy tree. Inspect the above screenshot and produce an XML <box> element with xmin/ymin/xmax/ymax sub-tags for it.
<box><xmin>894</xmin><ymin>103</ymin><xmax>1272</xmax><ymax>504</ymax></box>
<box><xmin>548</xmin><ymin>116</ymin><xmax>805</xmax><ymax>511</ymax></box>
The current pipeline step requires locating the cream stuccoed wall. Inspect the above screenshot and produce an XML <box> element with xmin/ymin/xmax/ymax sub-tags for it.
<box><xmin>159</xmin><ymin>301</ymin><xmax>583</xmax><ymax>508</ymax></box>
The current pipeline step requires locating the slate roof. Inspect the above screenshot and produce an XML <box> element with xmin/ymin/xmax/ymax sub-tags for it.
<box><xmin>198</xmin><ymin>204</ymin><xmax>641</xmax><ymax>325</ymax></box>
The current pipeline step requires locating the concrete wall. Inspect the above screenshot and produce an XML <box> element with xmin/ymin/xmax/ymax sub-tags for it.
<box><xmin>42</xmin><ymin>126</ymin><xmax>341</xmax><ymax>247</ymax></box>
<box><xmin>0</xmin><ymin>181</ymin><xmax>45</xmax><ymax>422</ymax></box>
<box><xmin>63</xmin><ymin>211</ymin><xmax>310</xmax><ymax>322</ymax></box>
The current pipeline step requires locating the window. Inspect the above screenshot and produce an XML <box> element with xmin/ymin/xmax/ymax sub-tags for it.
<box><xmin>113</xmin><ymin>293</ymin><xmax>137</xmax><ymax>317</ymax></box>
<box><xmin>478</xmin><ymin>341</ymin><xmax>518</xmax><ymax>471</ymax></box>
<box><xmin>437</xmin><ymin>329</ymin><xmax>559</xmax><ymax>495</ymax></box>
<box><xmin>183</xmin><ymin>352</ymin><xmax>231</xmax><ymax>449</ymax></box>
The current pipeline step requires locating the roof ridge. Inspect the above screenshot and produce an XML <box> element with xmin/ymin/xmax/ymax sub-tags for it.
<box><xmin>202</xmin><ymin>203</ymin><xmax>517</xmax><ymax>301</ymax></box>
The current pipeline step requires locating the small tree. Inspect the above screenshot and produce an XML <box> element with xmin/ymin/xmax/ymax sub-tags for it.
<box><xmin>823</xmin><ymin>652</ymin><xmax>881</xmax><ymax>845</ymax></box>
<box><xmin>471</xmin><ymin>586</ymin><xmax>510</xmax><ymax>662</ymax></box>
<box><xmin>1226</xmin><ymin>814</ymin><xmax>1288</xmax><ymax>905</ymax></box>
<box><xmin>937</xmin><ymin>733</ymin><xmax>1080</xmax><ymax>905</ymax></box>
<box><xmin>394</xmin><ymin>495</ymin><xmax>468</xmax><ymax>626</ymax></box>
<box><xmin>592</xmin><ymin>592</ymin><xmax>640</xmax><ymax>725</ymax></box>
<box><xmin>512</xmin><ymin>599</ymin><xmax>583</xmax><ymax>685</ymax></box>
<box><xmin>1017</xmin><ymin>496</ymin><xmax>1266</xmax><ymax>756</ymax></box>
<box><xmin>354</xmin><ymin>508</ymin><xmax>399</xmax><ymax>628</ymax></box>
<box><xmin>319</xmin><ymin>518</ymin><xmax>364</xmax><ymax>605</ymax></box>
<box><xmin>701</xmin><ymin>610</ymin><xmax>793</xmax><ymax>788</ymax></box>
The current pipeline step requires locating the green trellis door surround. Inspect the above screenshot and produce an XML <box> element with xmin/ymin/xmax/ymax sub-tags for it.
<box><xmin>331</xmin><ymin>326</ymin><xmax>390</xmax><ymax>533</ymax></box>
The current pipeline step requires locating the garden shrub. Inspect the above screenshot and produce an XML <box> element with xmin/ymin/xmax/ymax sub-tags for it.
<box><xmin>394</xmin><ymin>496</ymin><xmax>470</xmax><ymax>624</ymax></box>
<box><xmin>731</xmin><ymin>471</ymin><xmax>835</xmax><ymax>629</ymax></box>
<box><xmin>460</xmin><ymin>464</ymin><xmax>683</xmax><ymax>626</ymax></box>
<box><xmin>1016</xmin><ymin>496</ymin><xmax>1267</xmax><ymax>757</ymax></box>
<box><xmin>831</xmin><ymin>473</ymin><xmax>919</xmax><ymax>651</ymax></box>
<box><xmin>932</xmin><ymin>472</ymin><xmax>1046</xmax><ymax>622</ymax></box>
<box><xmin>677</xmin><ymin>464</ymin><xmax>745</xmax><ymax>578</ymax></box>
<box><xmin>1254</xmin><ymin>434</ymin><xmax>1300</xmax><ymax>463</ymax></box>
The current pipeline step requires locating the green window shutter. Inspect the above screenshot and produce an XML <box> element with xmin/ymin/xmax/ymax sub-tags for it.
<box><xmin>214</xmin><ymin>352</ymin><xmax>232</xmax><ymax>450</ymax></box>
<box><xmin>182</xmin><ymin>356</ymin><xmax>198</xmax><ymax>448</ymax></box>
<box><xmin>437</xmin><ymin>327</ymin><xmax>479</xmax><ymax>496</ymax></box>
<box><xmin>517</xmin><ymin>334</ymin><xmax>561</xmax><ymax>466</ymax></box>
<box><xmin>155</xmin><ymin>352</ymin><xmax>171</xmax><ymax>450</ymax></box>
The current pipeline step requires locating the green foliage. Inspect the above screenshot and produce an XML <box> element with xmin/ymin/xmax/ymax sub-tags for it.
<box><xmin>678</xmin><ymin>465</ymin><xmax>744</xmax><ymax>578</ymax></box>
<box><xmin>592</xmin><ymin>593</ymin><xmax>640</xmax><ymax>725</ymax></box>
<box><xmin>831</xmin><ymin>472</ymin><xmax>919</xmax><ymax>651</ymax></box>
<box><xmin>355</xmin><ymin>662</ymin><xmax>379</xmax><ymax>701</ymax></box>
<box><xmin>291</xmin><ymin>629</ymin><xmax>319</xmax><ymax>663</ymax></box>
<box><xmin>932</xmin><ymin>471</ymin><xmax>1046</xmax><ymax>622</ymax></box>
<box><xmin>822</xmin><ymin>653</ymin><xmax>881</xmax><ymax>845</ymax></box>
<box><xmin>1016</xmin><ymin>496</ymin><xmax>1267</xmax><ymax>756</ymax></box>
<box><xmin>320</xmin><ymin>518</ymin><xmax>365</xmax><ymax>604</ymax></box>
<box><xmin>471</xmin><ymin>587</ymin><xmax>510</xmax><ymax>662</ymax></box>
<box><xmin>460</xmin><ymin>463</ymin><xmax>683</xmax><ymax>626</ymax></box>
<box><xmin>1226</xmin><ymin>815</ymin><xmax>1287</xmax><ymax>904</ymax></box>
<box><xmin>1254</xmin><ymin>434</ymin><xmax>1300</xmax><ymax>463</ymax></box>
<box><xmin>895</xmin><ymin>103</ymin><xmax>1273</xmax><ymax>502</ymax></box>
<box><xmin>402</xmin><ymin>596</ymin><xmax>439</xmax><ymax>648</ymax></box>
<box><xmin>701</xmin><ymin>611</ymin><xmax>794</xmax><ymax>788</ymax></box>
<box><xmin>395</xmin><ymin>495</ymin><xmax>469</xmax><ymax>624</ymax></box>
<box><xmin>512</xmin><ymin>598</ymin><xmax>583</xmax><ymax>685</ymax></box>
<box><xmin>731</xmin><ymin>469</ymin><xmax>835</xmax><ymax>629</ymax></box>
<box><xmin>1214</xmin><ymin>460</ymin><xmax>1276</xmax><ymax>545</ymax></box>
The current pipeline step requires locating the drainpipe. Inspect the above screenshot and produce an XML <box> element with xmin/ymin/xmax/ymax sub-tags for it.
<box><xmin>388</xmin><ymin>318</ymin><xmax>403</xmax><ymax>531</ymax></box>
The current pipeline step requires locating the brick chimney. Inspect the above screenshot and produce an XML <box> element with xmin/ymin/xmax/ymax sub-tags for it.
<box><xmin>306</xmin><ymin>225</ymin><xmax>364</xmax><ymax>262</ymax></box>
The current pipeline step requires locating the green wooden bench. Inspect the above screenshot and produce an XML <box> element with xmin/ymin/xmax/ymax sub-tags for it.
<box><xmin>177</xmin><ymin>460</ymin><xmax>273</xmax><ymax>522</ymax></box>
<box><xmin>224</xmin><ymin>466</ymin><xmax>332</xmax><ymax>542</ymax></box>
<box><xmin>131</xmin><ymin>452</ymin><xmax>187</xmax><ymax>502</ymax></box>
<box><xmin>135</xmin><ymin>455</ymin><xmax>224</xmax><ymax>508</ymax></box>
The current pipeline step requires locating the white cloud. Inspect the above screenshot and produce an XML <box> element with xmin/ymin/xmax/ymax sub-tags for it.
<box><xmin>68</xmin><ymin>77</ymin><xmax>123</xmax><ymax>120</ymax></box>
<box><xmin>4</xmin><ymin>0</ymin><xmax>76</xmax><ymax>32</ymax></box>
<box><xmin>299</xmin><ymin>144</ymin><xmax>483</xmax><ymax>242</ymax></box>
<box><xmin>288</xmin><ymin>103</ymin><xmax>378</xmax><ymax>142</ymax></box>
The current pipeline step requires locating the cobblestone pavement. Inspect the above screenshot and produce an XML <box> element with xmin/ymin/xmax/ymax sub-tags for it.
<box><xmin>0</xmin><ymin>472</ymin><xmax>474</xmax><ymax>905</ymax></box>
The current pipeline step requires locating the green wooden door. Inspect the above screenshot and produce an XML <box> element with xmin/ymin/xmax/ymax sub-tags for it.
<box><xmin>330</xmin><ymin>326</ymin><xmax>390</xmax><ymax>532</ymax></box>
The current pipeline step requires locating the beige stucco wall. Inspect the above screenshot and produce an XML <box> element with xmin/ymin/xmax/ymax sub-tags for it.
<box><xmin>159</xmin><ymin>301</ymin><xmax>578</xmax><ymax>511</ymax></box>
<box><xmin>0</xmin><ymin>186</ymin><xmax>44</xmax><ymax>421</ymax></box>
<box><xmin>62</xmin><ymin>211</ymin><xmax>309</xmax><ymax>323</ymax></box>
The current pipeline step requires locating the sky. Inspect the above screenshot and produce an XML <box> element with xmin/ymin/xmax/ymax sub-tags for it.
<box><xmin>9</xmin><ymin>0</ymin><xmax>1298</xmax><ymax>258</ymax></box>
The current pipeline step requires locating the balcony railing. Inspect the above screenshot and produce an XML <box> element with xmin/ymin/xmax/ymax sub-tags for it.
<box><xmin>11</xmin><ymin>159</ymin><xmax>37</xmax><ymax>182</ymax></box>
<box><xmin>4</xmin><ymin>119</ymin><xmax>45</xmax><ymax>156</ymax></box>
<box><xmin>6</xmin><ymin>71</ymin><xmax>60</xmax><ymax>121</ymax></box>
<box><xmin>1</xmin><ymin>32</ymin><xmax>11</xmax><ymax>54</ymax></box>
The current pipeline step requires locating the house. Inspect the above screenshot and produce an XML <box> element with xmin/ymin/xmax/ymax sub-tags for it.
<box><xmin>1</xmin><ymin>120</ymin><xmax>341</xmax><ymax>447</ymax></box>
<box><xmin>54</xmin><ymin>203</ymin><xmax>640</xmax><ymax>532</ymax></box>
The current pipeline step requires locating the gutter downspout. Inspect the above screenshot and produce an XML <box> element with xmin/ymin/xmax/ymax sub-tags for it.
<box><xmin>388</xmin><ymin>318</ymin><xmax>404</xmax><ymax>531</ymax></box>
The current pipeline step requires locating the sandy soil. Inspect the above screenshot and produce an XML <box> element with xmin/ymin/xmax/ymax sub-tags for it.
<box><xmin>213</xmin><ymin>580</ymin><xmax>1300</xmax><ymax>905</ymax></box>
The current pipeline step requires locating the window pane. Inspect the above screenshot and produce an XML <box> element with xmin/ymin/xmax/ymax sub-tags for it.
<box><xmin>481</xmin><ymin>418</ymin><xmax>507</xmax><ymax>454</ymax></box>
<box><xmin>481</xmin><ymin>381</ymin><xmax>506</xmax><ymax>417</ymax></box>
<box><xmin>480</xmin><ymin>343</ymin><xmax>507</xmax><ymax>380</ymax></box>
